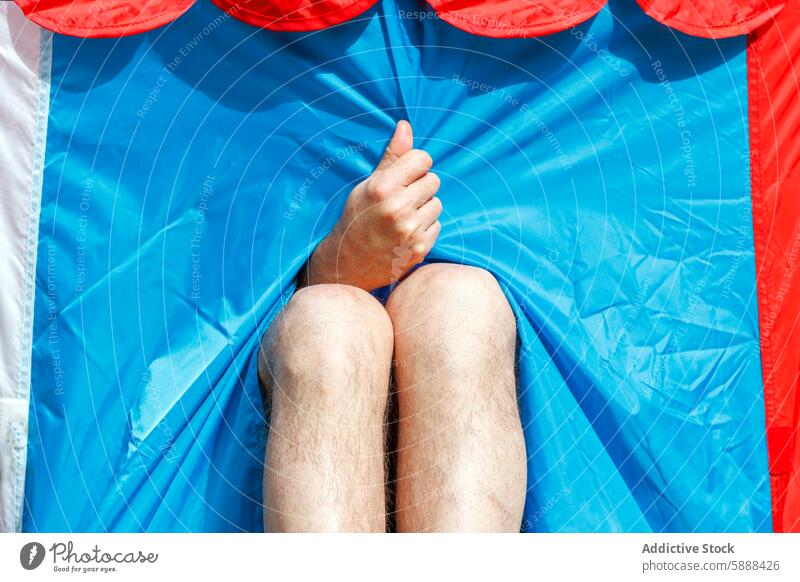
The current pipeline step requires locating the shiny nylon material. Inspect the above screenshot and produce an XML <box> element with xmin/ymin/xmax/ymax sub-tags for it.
<box><xmin>14</xmin><ymin>0</ymin><xmax>195</xmax><ymax>38</ymax></box>
<box><xmin>423</xmin><ymin>0</ymin><xmax>606</xmax><ymax>38</ymax></box>
<box><xmin>748</xmin><ymin>0</ymin><xmax>800</xmax><ymax>532</ymax></box>
<box><xmin>211</xmin><ymin>0</ymin><xmax>380</xmax><ymax>31</ymax></box>
<box><xmin>637</xmin><ymin>0</ymin><xmax>786</xmax><ymax>39</ymax></box>
<box><xmin>24</xmin><ymin>0</ymin><xmax>770</xmax><ymax>531</ymax></box>
<box><xmin>14</xmin><ymin>0</ymin><xmax>787</xmax><ymax>38</ymax></box>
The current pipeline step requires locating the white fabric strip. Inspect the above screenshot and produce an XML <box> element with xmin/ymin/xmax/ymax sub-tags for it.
<box><xmin>0</xmin><ymin>2</ymin><xmax>51</xmax><ymax>533</ymax></box>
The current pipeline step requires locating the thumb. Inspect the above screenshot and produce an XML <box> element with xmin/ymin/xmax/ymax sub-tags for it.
<box><xmin>375</xmin><ymin>120</ymin><xmax>413</xmax><ymax>172</ymax></box>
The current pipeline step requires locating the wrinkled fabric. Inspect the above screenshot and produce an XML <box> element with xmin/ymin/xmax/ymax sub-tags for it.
<box><xmin>15</xmin><ymin>0</ymin><xmax>787</xmax><ymax>38</ymax></box>
<box><xmin>0</xmin><ymin>2</ymin><xmax>50</xmax><ymax>533</ymax></box>
<box><xmin>637</xmin><ymin>0</ymin><xmax>785</xmax><ymax>38</ymax></box>
<box><xmin>24</xmin><ymin>0</ymin><xmax>771</xmax><ymax>532</ymax></box>
<box><xmin>212</xmin><ymin>0</ymin><xmax>380</xmax><ymax>31</ymax></box>
<box><xmin>14</xmin><ymin>0</ymin><xmax>194</xmax><ymax>38</ymax></box>
<box><xmin>748</xmin><ymin>0</ymin><xmax>800</xmax><ymax>532</ymax></box>
<box><xmin>425</xmin><ymin>0</ymin><xmax>606</xmax><ymax>37</ymax></box>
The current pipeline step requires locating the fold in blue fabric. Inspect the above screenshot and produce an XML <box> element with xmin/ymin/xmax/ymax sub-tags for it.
<box><xmin>24</xmin><ymin>0</ymin><xmax>771</xmax><ymax>532</ymax></box>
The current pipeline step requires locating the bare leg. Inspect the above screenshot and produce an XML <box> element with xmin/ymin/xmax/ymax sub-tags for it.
<box><xmin>386</xmin><ymin>264</ymin><xmax>527</xmax><ymax>532</ymax></box>
<box><xmin>259</xmin><ymin>284</ymin><xmax>393</xmax><ymax>532</ymax></box>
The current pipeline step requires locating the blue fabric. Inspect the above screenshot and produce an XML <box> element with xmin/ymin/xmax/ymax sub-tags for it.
<box><xmin>24</xmin><ymin>0</ymin><xmax>771</xmax><ymax>532</ymax></box>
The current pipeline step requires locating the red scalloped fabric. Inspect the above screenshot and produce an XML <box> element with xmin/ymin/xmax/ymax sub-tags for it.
<box><xmin>211</xmin><ymin>0</ymin><xmax>379</xmax><ymax>31</ymax></box>
<box><xmin>14</xmin><ymin>0</ymin><xmax>195</xmax><ymax>38</ymax></box>
<box><xmin>424</xmin><ymin>0</ymin><xmax>606</xmax><ymax>38</ymax></box>
<box><xmin>13</xmin><ymin>0</ymin><xmax>789</xmax><ymax>38</ymax></box>
<box><xmin>637</xmin><ymin>0</ymin><xmax>785</xmax><ymax>38</ymax></box>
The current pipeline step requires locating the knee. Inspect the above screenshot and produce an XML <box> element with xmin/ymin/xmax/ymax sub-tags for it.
<box><xmin>259</xmin><ymin>284</ymin><xmax>393</xmax><ymax>392</ymax></box>
<box><xmin>387</xmin><ymin>265</ymin><xmax>517</xmax><ymax>406</ymax></box>
<box><xmin>386</xmin><ymin>264</ymin><xmax>516</xmax><ymax>342</ymax></box>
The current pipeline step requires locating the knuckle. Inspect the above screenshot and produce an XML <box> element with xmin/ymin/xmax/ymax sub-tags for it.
<box><xmin>368</xmin><ymin>178</ymin><xmax>392</xmax><ymax>201</ymax></box>
<box><xmin>374</xmin><ymin>185</ymin><xmax>392</xmax><ymax>202</ymax></box>
<box><xmin>412</xmin><ymin>149</ymin><xmax>433</xmax><ymax>169</ymax></box>
<box><xmin>411</xmin><ymin>241</ymin><xmax>428</xmax><ymax>257</ymax></box>
<box><xmin>382</xmin><ymin>201</ymin><xmax>405</xmax><ymax>222</ymax></box>
<box><xmin>428</xmin><ymin>172</ymin><xmax>441</xmax><ymax>190</ymax></box>
<box><xmin>395</xmin><ymin>221</ymin><xmax>415</xmax><ymax>238</ymax></box>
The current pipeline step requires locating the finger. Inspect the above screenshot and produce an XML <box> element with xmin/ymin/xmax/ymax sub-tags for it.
<box><xmin>383</xmin><ymin>149</ymin><xmax>433</xmax><ymax>187</ymax></box>
<box><xmin>375</xmin><ymin>120</ymin><xmax>413</xmax><ymax>172</ymax></box>
<box><xmin>405</xmin><ymin>172</ymin><xmax>440</xmax><ymax>206</ymax></box>
<box><xmin>414</xmin><ymin>196</ymin><xmax>443</xmax><ymax>231</ymax></box>
<box><xmin>411</xmin><ymin>220</ymin><xmax>441</xmax><ymax>257</ymax></box>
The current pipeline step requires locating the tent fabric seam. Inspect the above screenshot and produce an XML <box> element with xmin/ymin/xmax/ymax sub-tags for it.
<box><xmin>12</xmin><ymin>24</ymin><xmax>52</xmax><ymax>534</ymax></box>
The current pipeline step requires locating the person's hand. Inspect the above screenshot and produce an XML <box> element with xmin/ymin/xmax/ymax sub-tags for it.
<box><xmin>303</xmin><ymin>120</ymin><xmax>442</xmax><ymax>291</ymax></box>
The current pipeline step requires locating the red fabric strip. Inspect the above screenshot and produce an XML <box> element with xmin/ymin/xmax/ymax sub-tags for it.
<box><xmin>425</xmin><ymin>0</ymin><xmax>606</xmax><ymax>38</ymax></box>
<box><xmin>211</xmin><ymin>0</ymin><xmax>379</xmax><ymax>31</ymax></box>
<box><xmin>638</xmin><ymin>0</ymin><xmax>785</xmax><ymax>39</ymax></box>
<box><xmin>748</xmin><ymin>0</ymin><xmax>800</xmax><ymax>533</ymax></box>
<box><xmin>13</xmin><ymin>1</ymin><xmax>791</xmax><ymax>39</ymax></box>
<box><xmin>14</xmin><ymin>0</ymin><xmax>194</xmax><ymax>38</ymax></box>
